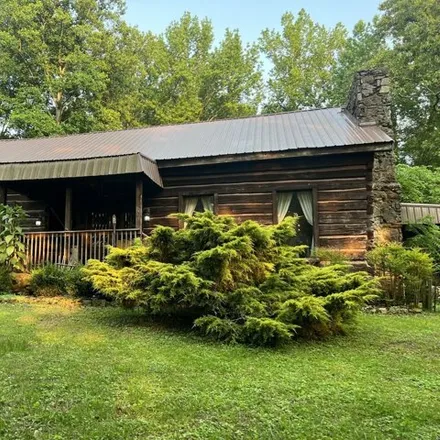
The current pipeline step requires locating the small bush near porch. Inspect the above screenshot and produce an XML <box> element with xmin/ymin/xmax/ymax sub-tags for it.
<box><xmin>0</xmin><ymin>300</ymin><xmax>439</xmax><ymax>439</ymax></box>
<box><xmin>83</xmin><ymin>212</ymin><xmax>379</xmax><ymax>346</ymax></box>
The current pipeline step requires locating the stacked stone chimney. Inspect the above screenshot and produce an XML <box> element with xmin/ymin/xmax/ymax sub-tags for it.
<box><xmin>346</xmin><ymin>68</ymin><xmax>401</xmax><ymax>247</ymax></box>
<box><xmin>346</xmin><ymin>68</ymin><xmax>393</xmax><ymax>137</ymax></box>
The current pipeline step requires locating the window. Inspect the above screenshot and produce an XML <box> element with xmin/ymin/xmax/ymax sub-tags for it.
<box><xmin>182</xmin><ymin>195</ymin><xmax>214</xmax><ymax>216</ymax></box>
<box><xmin>277</xmin><ymin>190</ymin><xmax>315</xmax><ymax>252</ymax></box>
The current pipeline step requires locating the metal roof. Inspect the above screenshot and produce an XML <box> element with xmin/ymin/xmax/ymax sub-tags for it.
<box><xmin>0</xmin><ymin>107</ymin><xmax>392</xmax><ymax>182</ymax></box>
<box><xmin>0</xmin><ymin>154</ymin><xmax>163</xmax><ymax>186</ymax></box>
<box><xmin>0</xmin><ymin>108</ymin><xmax>391</xmax><ymax>164</ymax></box>
<box><xmin>401</xmin><ymin>203</ymin><xmax>440</xmax><ymax>224</ymax></box>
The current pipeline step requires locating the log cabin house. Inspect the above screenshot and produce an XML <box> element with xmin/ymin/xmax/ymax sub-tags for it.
<box><xmin>0</xmin><ymin>69</ymin><xmax>401</xmax><ymax>267</ymax></box>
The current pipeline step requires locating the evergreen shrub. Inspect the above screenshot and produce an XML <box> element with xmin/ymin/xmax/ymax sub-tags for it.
<box><xmin>84</xmin><ymin>212</ymin><xmax>380</xmax><ymax>346</ymax></box>
<box><xmin>30</xmin><ymin>264</ymin><xmax>94</xmax><ymax>297</ymax></box>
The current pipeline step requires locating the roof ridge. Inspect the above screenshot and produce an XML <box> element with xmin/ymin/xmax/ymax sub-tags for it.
<box><xmin>0</xmin><ymin>107</ymin><xmax>344</xmax><ymax>143</ymax></box>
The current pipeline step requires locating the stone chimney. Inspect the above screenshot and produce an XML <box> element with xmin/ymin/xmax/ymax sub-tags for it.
<box><xmin>346</xmin><ymin>68</ymin><xmax>401</xmax><ymax>247</ymax></box>
<box><xmin>345</xmin><ymin>68</ymin><xmax>392</xmax><ymax>138</ymax></box>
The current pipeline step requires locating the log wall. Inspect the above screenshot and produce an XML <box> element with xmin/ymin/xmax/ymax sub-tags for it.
<box><xmin>147</xmin><ymin>152</ymin><xmax>374</xmax><ymax>259</ymax></box>
<box><xmin>5</xmin><ymin>188</ymin><xmax>47</xmax><ymax>232</ymax></box>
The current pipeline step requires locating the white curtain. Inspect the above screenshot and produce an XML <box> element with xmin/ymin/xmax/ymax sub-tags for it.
<box><xmin>183</xmin><ymin>197</ymin><xmax>198</xmax><ymax>216</ymax></box>
<box><xmin>277</xmin><ymin>192</ymin><xmax>293</xmax><ymax>223</ymax></box>
<box><xmin>201</xmin><ymin>196</ymin><xmax>214</xmax><ymax>212</ymax></box>
<box><xmin>297</xmin><ymin>191</ymin><xmax>314</xmax><ymax>248</ymax></box>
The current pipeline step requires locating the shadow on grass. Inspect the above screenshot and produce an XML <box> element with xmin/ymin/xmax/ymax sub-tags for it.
<box><xmin>91</xmin><ymin>306</ymin><xmax>202</xmax><ymax>338</ymax></box>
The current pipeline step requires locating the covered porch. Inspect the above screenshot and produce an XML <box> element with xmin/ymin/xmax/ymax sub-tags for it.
<box><xmin>0</xmin><ymin>153</ymin><xmax>163</xmax><ymax>267</ymax></box>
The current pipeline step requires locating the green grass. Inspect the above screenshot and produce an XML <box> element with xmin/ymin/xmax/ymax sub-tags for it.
<box><xmin>0</xmin><ymin>300</ymin><xmax>439</xmax><ymax>440</ymax></box>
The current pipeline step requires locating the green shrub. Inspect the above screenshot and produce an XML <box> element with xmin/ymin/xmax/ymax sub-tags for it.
<box><xmin>367</xmin><ymin>243</ymin><xmax>434</xmax><ymax>309</ymax></box>
<box><xmin>0</xmin><ymin>265</ymin><xmax>13</xmax><ymax>294</ymax></box>
<box><xmin>30</xmin><ymin>264</ymin><xmax>94</xmax><ymax>298</ymax></box>
<box><xmin>0</xmin><ymin>204</ymin><xmax>26</xmax><ymax>272</ymax></box>
<box><xmin>84</xmin><ymin>212</ymin><xmax>379</xmax><ymax>346</ymax></box>
<box><xmin>30</xmin><ymin>264</ymin><xmax>67</xmax><ymax>297</ymax></box>
<box><xmin>404</xmin><ymin>218</ymin><xmax>440</xmax><ymax>274</ymax></box>
<box><xmin>312</xmin><ymin>247</ymin><xmax>347</xmax><ymax>266</ymax></box>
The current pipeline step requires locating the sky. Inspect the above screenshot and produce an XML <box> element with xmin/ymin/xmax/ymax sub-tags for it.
<box><xmin>124</xmin><ymin>0</ymin><xmax>383</xmax><ymax>44</ymax></box>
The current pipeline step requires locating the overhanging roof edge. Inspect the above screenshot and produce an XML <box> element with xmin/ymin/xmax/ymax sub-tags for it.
<box><xmin>0</xmin><ymin>153</ymin><xmax>163</xmax><ymax>187</ymax></box>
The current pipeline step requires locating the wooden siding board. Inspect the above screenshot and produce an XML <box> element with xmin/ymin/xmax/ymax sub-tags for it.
<box><xmin>163</xmin><ymin>167</ymin><xmax>367</xmax><ymax>185</ymax></box>
<box><xmin>159</xmin><ymin>178</ymin><xmax>367</xmax><ymax>197</ymax></box>
<box><xmin>147</xmin><ymin>152</ymin><xmax>373</xmax><ymax>259</ymax></box>
<box><xmin>160</xmin><ymin>153</ymin><xmax>372</xmax><ymax>177</ymax></box>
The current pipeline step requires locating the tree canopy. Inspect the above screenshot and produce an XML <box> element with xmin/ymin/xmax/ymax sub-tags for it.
<box><xmin>0</xmin><ymin>0</ymin><xmax>128</xmax><ymax>137</ymax></box>
<box><xmin>259</xmin><ymin>9</ymin><xmax>346</xmax><ymax>112</ymax></box>
<box><xmin>377</xmin><ymin>0</ymin><xmax>440</xmax><ymax>166</ymax></box>
<box><xmin>0</xmin><ymin>0</ymin><xmax>439</xmax><ymax>170</ymax></box>
<box><xmin>396</xmin><ymin>165</ymin><xmax>440</xmax><ymax>204</ymax></box>
<box><xmin>0</xmin><ymin>4</ymin><xmax>262</xmax><ymax>137</ymax></box>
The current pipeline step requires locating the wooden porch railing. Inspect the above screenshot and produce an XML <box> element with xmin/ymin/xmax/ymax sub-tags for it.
<box><xmin>23</xmin><ymin>228</ymin><xmax>141</xmax><ymax>268</ymax></box>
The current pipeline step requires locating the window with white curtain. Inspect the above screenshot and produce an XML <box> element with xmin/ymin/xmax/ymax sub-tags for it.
<box><xmin>182</xmin><ymin>195</ymin><xmax>215</xmax><ymax>216</ymax></box>
<box><xmin>277</xmin><ymin>190</ymin><xmax>315</xmax><ymax>253</ymax></box>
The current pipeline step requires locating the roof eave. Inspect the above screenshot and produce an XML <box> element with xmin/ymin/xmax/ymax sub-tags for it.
<box><xmin>0</xmin><ymin>153</ymin><xmax>163</xmax><ymax>187</ymax></box>
<box><xmin>157</xmin><ymin>142</ymin><xmax>394</xmax><ymax>169</ymax></box>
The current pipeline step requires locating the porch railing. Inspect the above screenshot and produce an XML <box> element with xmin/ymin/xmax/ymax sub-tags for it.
<box><xmin>23</xmin><ymin>228</ymin><xmax>141</xmax><ymax>268</ymax></box>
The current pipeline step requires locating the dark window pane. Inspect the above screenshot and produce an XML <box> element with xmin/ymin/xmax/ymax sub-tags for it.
<box><xmin>284</xmin><ymin>191</ymin><xmax>314</xmax><ymax>255</ymax></box>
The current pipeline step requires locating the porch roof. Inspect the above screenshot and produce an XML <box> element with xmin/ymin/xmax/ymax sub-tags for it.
<box><xmin>0</xmin><ymin>153</ymin><xmax>163</xmax><ymax>187</ymax></box>
<box><xmin>0</xmin><ymin>108</ymin><xmax>392</xmax><ymax>180</ymax></box>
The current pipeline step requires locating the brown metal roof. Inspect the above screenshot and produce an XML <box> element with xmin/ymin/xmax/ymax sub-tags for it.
<box><xmin>401</xmin><ymin>203</ymin><xmax>440</xmax><ymax>224</ymax></box>
<box><xmin>0</xmin><ymin>154</ymin><xmax>163</xmax><ymax>186</ymax></box>
<box><xmin>0</xmin><ymin>108</ymin><xmax>392</xmax><ymax>166</ymax></box>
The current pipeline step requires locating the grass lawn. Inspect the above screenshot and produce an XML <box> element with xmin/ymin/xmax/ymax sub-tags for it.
<box><xmin>0</xmin><ymin>299</ymin><xmax>439</xmax><ymax>440</ymax></box>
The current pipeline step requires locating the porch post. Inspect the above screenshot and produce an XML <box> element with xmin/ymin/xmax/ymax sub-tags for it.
<box><xmin>0</xmin><ymin>186</ymin><xmax>6</xmax><ymax>205</ymax></box>
<box><xmin>135</xmin><ymin>176</ymin><xmax>143</xmax><ymax>232</ymax></box>
<box><xmin>65</xmin><ymin>187</ymin><xmax>72</xmax><ymax>231</ymax></box>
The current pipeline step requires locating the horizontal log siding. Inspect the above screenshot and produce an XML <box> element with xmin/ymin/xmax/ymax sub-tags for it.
<box><xmin>6</xmin><ymin>188</ymin><xmax>47</xmax><ymax>232</ymax></box>
<box><xmin>147</xmin><ymin>152</ymin><xmax>374</xmax><ymax>259</ymax></box>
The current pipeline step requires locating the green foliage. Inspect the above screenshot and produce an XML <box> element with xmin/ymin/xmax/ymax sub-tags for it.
<box><xmin>396</xmin><ymin>165</ymin><xmax>440</xmax><ymax>203</ymax></box>
<box><xmin>367</xmin><ymin>243</ymin><xmax>434</xmax><ymax>309</ymax></box>
<box><xmin>241</xmin><ymin>317</ymin><xmax>295</xmax><ymax>347</ymax></box>
<box><xmin>142</xmin><ymin>15</ymin><xmax>263</xmax><ymax>124</ymax></box>
<box><xmin>259</xmin><ymin>9</ymin><xmax>347</xmax><ymax>112</ymax></box>
<box><xmin>377</xmin><ymin>0</ymin><xmax>440</xmax><ymax>166</ymax></box>
<box><xmin>30</xmin><ymin>264</ymin><xmax>68</xmax><ymax>297</ymax></box>
<box><xmin>0</xmin><ymin>204</ymin><xmax>26</xmax><ymax>271</ymax></box>
<box><xmin>0</xmin><ymin>5</ymin><xmax>262</xmax><ymax>137</ymax></box>
<box><xmin>312</xmin><ymin>247</ymin><xmax>348</xmax><ymax>265</ymax></box>
<box><xmin>330</xmin><ymin>19</ymin><xmax>386</xmax><ymax>106</ymax></box>
<box><xmin>84</xmin><ymin>212</ymin><xmax>378</xmax><ymax>346</ymax></box>
<box><xmin>0</xmin><ymin>0</ymin><xmax>129</xmax><ymax>137</ymax></box>
<box><xmin>404</xmin><ymin>220</ymin><xmax>440</xmax><ymax>275</ymax></box>
<box><xmin>403</xmin><ymin>218</ymin><xmax>440</xmax><ymax>311</ymax></box>
<box><xmin>0</xmin><ymin>265</ymin><xmax>13</xmax><ymax>294</ymax></box>
<box><xmin>30</xmin><ymin>264</ymin><xmax>93</xmax><ymax>297</ymax></box>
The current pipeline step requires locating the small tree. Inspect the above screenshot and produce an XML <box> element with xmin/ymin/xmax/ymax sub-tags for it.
<box><xmin>0</xmin><ymin>204</ymin><xmax>26</xmax><ymax>272</ymax></box>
